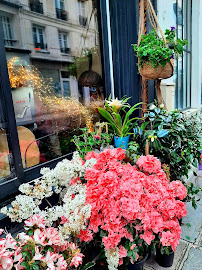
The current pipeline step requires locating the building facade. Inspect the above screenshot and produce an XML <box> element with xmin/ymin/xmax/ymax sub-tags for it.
<box><xmin>0</xmin><ymin>0</ymin><xmax>102</xmax><ymax>98</ymax></box>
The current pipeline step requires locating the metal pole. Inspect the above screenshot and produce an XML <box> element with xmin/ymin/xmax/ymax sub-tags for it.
<box><xmin>106</xmin><ymin>0</ymin><xmax>115</xmax><ymax>99</ymax></box>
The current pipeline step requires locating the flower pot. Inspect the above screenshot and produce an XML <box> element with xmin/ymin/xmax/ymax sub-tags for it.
<box><xmin>139</xmin><ymin>60</ymin><xmax>174</xmax><ymax>80</ymax></box>
<box><xmin>114</xmin><ymin>135</ymin><xmax>130</xmax><ymax>149</ymax></box>
<box><xmin>128</xmin><ymin>253</ymin><xmax>148</xmax><ymax>270</ymax></box>
<box><xmin>156</xmin><ymin>248</ymin><xmax>174</xmax><ymax>267</ymax></box>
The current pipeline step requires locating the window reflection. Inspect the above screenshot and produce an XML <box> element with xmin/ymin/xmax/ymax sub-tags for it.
<box><xmin>1</xmin><ymin>0</ymin><xmax>103</xmax><ymax>170</ymax></box>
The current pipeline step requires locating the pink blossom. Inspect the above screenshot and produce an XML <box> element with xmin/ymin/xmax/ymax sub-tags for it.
<box><xmin>70</xmin><ymin>251</ymin><xmax>84</xmax><ymax>267</ymax></box>
<box><xmin>130</xmin><ymin>244</ymin><xmax>136</xmax><ymax>250</ymax></box>
<box><xmin>56</xmin><ymin>255</ymin><xmax>67</xmax><ymax>270</ymax></box>
<box><xmin>119</xmin><ymin>245</ymin><xmax>127</xmax><ymax>258</ymax></box>
<box><xmin>137</xmin><ymin>155</ymin><xmax>161</xmax><ymax>174</ymax></box>
<box><xmin>140</xmin><ymin>230</ymin><xmax>155</xmax><ymax>245</ymax></box>
<box><xmin>24</xmin><ymin>214</ymin><xmax>46</xmax><ymax>230</ymax></box>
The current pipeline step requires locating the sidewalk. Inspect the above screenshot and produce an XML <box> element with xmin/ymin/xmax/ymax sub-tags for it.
<box><xmin>145</xmin><ymin>170</ymin><xmax>202</xmax><ymax>270</ymax></box>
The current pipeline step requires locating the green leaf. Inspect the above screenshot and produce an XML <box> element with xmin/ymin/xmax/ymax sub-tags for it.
<box><xmin>185</xmin><ymin>235</ymin><xmax>190</xmax><ymax>240</ymax></box>
<box><xmin>81</xmin><ymin>262</ymin><xmax>96</xmax><ymax>270</ymax></box>
<box><xmin>186</xmin><ymin>223</ymin><xmax>191</xmax><ymax>228</ymax></box>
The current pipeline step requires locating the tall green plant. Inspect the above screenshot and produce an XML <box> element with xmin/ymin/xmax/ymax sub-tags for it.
<box><xmin>98</xmin><ymin>97</ymin><xmax>141</xmax><ymax>137</ymax></box>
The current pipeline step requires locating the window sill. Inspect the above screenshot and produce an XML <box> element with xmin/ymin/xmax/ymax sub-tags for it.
<box><xmin>61</xmin><ymin>53</ymin><xmax>71</xmax><ymax>56</ymax></box>
<box><xmin>34</xmin><ymin>50</ymin><xmax>50</xmax><ymax>54</ymax></box>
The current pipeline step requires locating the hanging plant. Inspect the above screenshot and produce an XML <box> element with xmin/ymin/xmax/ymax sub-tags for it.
<box><xmin>132</xmin><ymin>28</ymin><xmax>188</xmax><ymax>80</ymax></box>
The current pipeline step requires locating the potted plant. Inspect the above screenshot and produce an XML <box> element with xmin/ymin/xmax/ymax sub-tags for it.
<box><xmin>98</xmin><ymin>96</ymin><xmax>141</xmax><ymax>149</ymax></box>
<box><xmin>132</xmin><ymin>28</ymin><xmax>188</xmax><ymax>80</ymax></box>
<box><xmin>130</xmin><ymin>102</ymin><xmax>202</xmax><ymax>208</ymax></box>
<box><xmin>79</xmin><ymin>149</ymin><xmax>187</xmax><ymax>270</ymax></box>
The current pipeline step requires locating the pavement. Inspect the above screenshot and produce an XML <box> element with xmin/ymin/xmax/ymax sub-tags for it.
<box><xmin>145</xmin><ymin>170</ymin><xmax>202</xmax><ymax>270</ymax></box>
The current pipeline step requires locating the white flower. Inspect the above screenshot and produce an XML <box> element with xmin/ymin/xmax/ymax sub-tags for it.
<box><xmin>159</xmin><ymin>103</ymin><xmax>164</xmax><ymax>109</ymax></box>
<box><xmin>105</xmin><ymin>248</ymin><xmax>119</xmax><ymax>270</ymax></box>
<box><xmin>60</xmin><ymin>184</ymin><xmax>91</xmax><ymax>239</ymax></box>
<box><xmin>149</xmin><ymin>104</ymin><xmax>156</xmax><ymax>110</ymax></box>
<box><xmin>2</xmin><ymin>195</ymin><xmax>40</xmax><ymax>222</ymax></box>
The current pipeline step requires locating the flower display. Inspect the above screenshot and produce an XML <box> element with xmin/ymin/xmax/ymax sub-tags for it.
<box><xmin>78</xmin><ymin>149</ymin><xmax>187</xmax><ymax>269</ymax></box>
<box><xmin>1</xmin><ymin>151</ymin><xmax>96</xmax><ymax>226</ymax></box>
<box><xmin>1</xmin><ymin>147</ymin><xmax>188</xmax><ymax>270</ymax></box>
<box><xmin>0</xmin><ymin>215</ymin><xmax>84</xmax><ymax>270</ymax></box>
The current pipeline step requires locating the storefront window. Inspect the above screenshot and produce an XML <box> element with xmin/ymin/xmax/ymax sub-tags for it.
<box><xmin>0</xmin><ymin>128</ymin><xmax>12</xmax><ymax>181</ymax></box>
<box><xmin>173</xmin><ymin>0</ymin><xmax>192</xmax><ymax>109</ymax></box>
<box><xmin>0</xmin><ymin>0</ymin><xmax>103</xmax><ymax>174</ymax></box>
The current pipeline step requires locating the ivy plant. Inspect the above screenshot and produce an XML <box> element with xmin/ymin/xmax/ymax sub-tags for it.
<box><xmin>132</xmin><ymin>28</ymin><xmax>188</xmax><ymax>69</ymax></box>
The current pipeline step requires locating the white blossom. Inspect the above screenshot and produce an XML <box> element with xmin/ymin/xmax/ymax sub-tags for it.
<box><xmin>105</xmin><ymin>248</ymin><xmax>120</xmax><ymax>270</ymax></box>
<box><xmin>1</xmin><ymin>195</ymin><xmax>40</xmax><ymax>222</ymax></box>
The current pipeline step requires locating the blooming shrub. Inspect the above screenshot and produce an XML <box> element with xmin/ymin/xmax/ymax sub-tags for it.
<box><xmin>78</xmin><ymin>149</ymin><xmax>187</xmax><ymax>269</ymax></box>
<box><xmin>1</xmin><ymin>148</ymin><xmax>188</xmax><ymax>270</ymax></box>
<box><xmin>0</xmin><ymin>214</ymin><xmax>83</xmax><ymax>270</ymax></box>
<box><xmin>1</xmin><ymin>152</ymin><xmax>95</xmax><ymax>229</ymax></box>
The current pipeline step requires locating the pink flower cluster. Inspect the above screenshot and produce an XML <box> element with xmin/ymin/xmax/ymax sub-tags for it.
<box><xmin>79</xmin><ymin>149</ymin><xmax>187</xmax><ymax>253</ymax></box>
<box><xmin>0</xmin><ymin>215</ymin><xmax>83</xmax><ymax>270</ymax></box>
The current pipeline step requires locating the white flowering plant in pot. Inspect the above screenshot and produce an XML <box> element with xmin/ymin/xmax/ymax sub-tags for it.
<box><xmin>0</xmin><ymin>152</ymin><xmax>97</xmax><ymax>269</ymax></box>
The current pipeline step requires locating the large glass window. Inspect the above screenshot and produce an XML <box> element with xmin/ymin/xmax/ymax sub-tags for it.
<box><xmin>0</xmin><ymin>0</ymin><xmax>104</xmax><ymax>192</ymax></box>
<box><xmin>173</xmin><ymin>0</ymin><xmax>192</xmax><ymax>109</ymax></box>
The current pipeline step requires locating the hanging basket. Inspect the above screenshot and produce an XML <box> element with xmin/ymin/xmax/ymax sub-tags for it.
<box><xmin>139</xmin><ymin>60</ymin><xmax>174</xmax><ymax>80</ymax></box>
<box><xmin>137</xmin><ymin>0</ymin><xmax>174</xmax><ymax>81</ymax></box>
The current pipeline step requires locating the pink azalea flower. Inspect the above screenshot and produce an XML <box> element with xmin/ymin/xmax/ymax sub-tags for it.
<box><xmin>56</xmin><ymin>255</ymin><xmax>68</xmax><ymax>270</ymax></box>
<box><xmin>24</xmin><ymin>214</ymin><xmax>46</xmax><ymax>230</ymax></box>
<box><xmin>137</xmin><ymin>155</ymin><xmax>161</xmax><ymax>174</ymax></box>
<box><xmin>70</xmin><ymin>251</ymin><xmax>84</xmax><ymax>267</ymax></box>
<box><xmin>119</xmin><ymin>245</ymin><xmax>127</xmax><ymax>258</ymax></box>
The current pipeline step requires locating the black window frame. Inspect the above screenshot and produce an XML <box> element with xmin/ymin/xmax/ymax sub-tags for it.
<box><xmin>174</xmin><ymin>0</ymin><xmax>192</xmax><ymax>109</ymax></box>
<box><xmin>0</xmin><ymin>0</ymin><xmax>112</xmax><ymax>202</ymax></box>
<box><xmin>0</xmin><ymin>0</ymin><xmax>143</xmax><ymax>203</ymax></box>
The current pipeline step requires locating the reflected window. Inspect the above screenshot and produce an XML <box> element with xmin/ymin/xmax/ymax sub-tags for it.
<box><xmin>0</xmin><ymin>15</ymin><xmax>16</xmax><ymax>47</ymax></box>
<box><xmin>33</xmin><ymin>25</ymin><xmax>47</xmax><ymax>50</ymax></box>
<box><xmin>1</xmin><ymin>0</ymin><xmax>104</xmax><ymax>177</ymax></box>
<box><xmin>58</xmin><ymin>31</ymin><xmax>69</xmax><ymax>54</ymax></box>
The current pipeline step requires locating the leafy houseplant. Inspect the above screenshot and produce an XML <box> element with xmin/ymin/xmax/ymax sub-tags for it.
<box><xmin>132</xmin><ymin>28</ymin><xmax>188</xmax><ymax>80</ymax></box>
<box><xmin>133</xmin><ymin>28</ymin><xmax>188</xmax><ymax>69</ymax></box>
<box><xmin>130</xmin><ymin>102</ymin><xmax>202</xmax><ymax>208</ymax></box>
<box><xmin>98</xmin><ymin>96</ymin><xmax>141</xmax><ymax>148</ymax></box>
<box><xmin>72</xmin><ymin>127</ymin><xmax>113</xmax><ymax>160</ymax></box>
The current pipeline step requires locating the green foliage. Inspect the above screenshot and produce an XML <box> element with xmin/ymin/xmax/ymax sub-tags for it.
<box><xmin>72</xmin><ymin>127</ymin><xmax>113</xmax><ymax>159</ymax></box>
<box><xmin>98</xmin><ymin>96</ymin><xmax>142</xmax><ymax>137</ymax></box>
<box><xmin>132</xmin><ymin>28</ymin><xmax>188</xmax><ymax>69</ymax></box>
<box><xmin>130</xmin><ymin>102</ymin><xmax>202</xmax><ymax>206</ymax></box>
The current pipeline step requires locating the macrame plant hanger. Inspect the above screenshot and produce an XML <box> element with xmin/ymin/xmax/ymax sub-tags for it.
<box><xmin>138</xmin><ymin>0</ymin><xmax>174</xmax><ymax>110</ymax></box>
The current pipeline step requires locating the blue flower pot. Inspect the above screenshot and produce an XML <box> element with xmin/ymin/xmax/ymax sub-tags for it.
<box><xmin>114</xmin><ymin>135</ymin><xmax>130</xmax><ymax>149</ymax></box>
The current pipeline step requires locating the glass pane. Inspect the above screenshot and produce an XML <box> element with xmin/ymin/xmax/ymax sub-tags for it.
<box><xmin>0</xmin><ymin>129</ymin><xmax>11</xmax><ymax>181</ymax></box>
<box><xmin>173</xmin><ymin>0</ymin><xmax>192</xmax><ymax>109</ymax></box>
<box><xmin>63</xmin><ymin>81</ymin><xmax>70</xmax><ymax>97</ymax></box>
<box><xmin>2</xmin><ymin>0</ymin><xmax>104</xmax><ymax>169</ymax></box>
<box><xmin>0</xmin><ymin>105</ymin><xmax>15</xmax><ymax>182</ymax></box>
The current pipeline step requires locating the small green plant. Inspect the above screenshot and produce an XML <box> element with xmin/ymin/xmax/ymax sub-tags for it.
<box><xmin>132</xmin><ymin>28</ymin><xmax>188</xmax><ymax>69</ymax></box>
<box><xmin>72</xmin><ymin>127</ymin><xmax>113</xmax><ymax>159</ymax></box>
<box><xmin>98</xmin><ymin>96</ymin><xmax>142</xmax><ymax>137</ymax></box>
